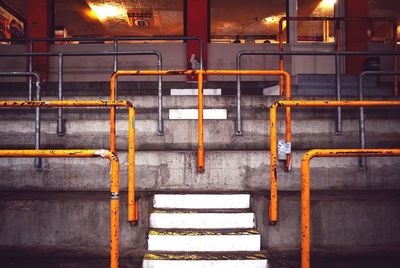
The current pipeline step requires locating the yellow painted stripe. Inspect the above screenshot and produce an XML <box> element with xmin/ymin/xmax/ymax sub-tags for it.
<box><xmin>148</xmin><ymin>229</ymin><xmax>259</xmax><ymax>236</ymax></box>
<box><xmin>144</xmin><ymin>253</ymin><xmax>268</xmax><ymax>260</ymax></box>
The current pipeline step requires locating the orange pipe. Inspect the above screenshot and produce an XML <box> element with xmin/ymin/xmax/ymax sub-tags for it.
<box><xmin>269</xmin><ymin>100</ymin><xmax>400</xmax><ymax>224</ymax></box>
<box><xmin>0</xmin><ymin>100</ymin><xmax>137</xmax><ymax>224</ymax></box>
<box><xmin>300</xmin><ymin>148</ymin><xmax>400</xmax><ymax>268</ymax></box>
<box><xmin>111</xmin><ymin>69</ymin><xmax>292</xmax><ymax>174</ymax></box>
<box><xmin>0</xmin><ymin>149</ymin><xmax>120</xmax><ymax>268</ymax></box>
<box><xmin>197</xmin><ymin>71</ymin><xmax>205</xmax><ymax>172</ymax></box>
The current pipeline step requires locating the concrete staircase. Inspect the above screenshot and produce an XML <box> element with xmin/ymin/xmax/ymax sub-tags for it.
<box><xmin>143</xmin><ymin>194</ymin><xmax>268</xmax><ymax>268</ymax></box>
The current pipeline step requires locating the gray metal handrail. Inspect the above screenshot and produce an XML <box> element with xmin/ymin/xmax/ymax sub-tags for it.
<box><xmin>358</xmin><ymin>70</ymin><xmax>400</xmax><ymax>170</ymax></box>
<box><xmin>0</xmin><ymin>72</ymin><xmax>42</xmax><ymax>169</ymax></box>
<box><xmin>236</xmin><ymin>50</ymin><xmax>400</xmax><ymax>136</ymax></box>
<box><xmin>0</xmin><ymin>50</ymin><xmax>164</xmax><ymax>135</ymax></box>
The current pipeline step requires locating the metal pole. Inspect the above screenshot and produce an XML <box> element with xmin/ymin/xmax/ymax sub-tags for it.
<box><xmin>157</xmin><ymin>52</ymin><xmax>163</xmax><ymax>135</ymax></box>
<box><xmin>335</xmin><ymin>54</ymin><xmax>342</xmax><ymax>135</ymax></box>
<box><xmin>57</xmin><ymin>54</ymin><xmax>64</xmax><ymax>136</ymax></box>
<box><xmin>236</xmin><ymin>54</ymin><xmax>242</xmax><ymax>135</ymax></box>
<box><xmin>358</xmin><ymin>73</ymin><xmax>366</xmax><ymax>170</ymax></box>
<box><xmin>34</xmin><ymin>79</ymin><xmax>42</xmax><ymax>169</ymax></box>
<box><xmin>113</xmin><ymin>40</ymin><xmax>118</xmax><ymax>97</ymax></box>
<box><xmin>28</xmin><ymin>41</ymin><xmax>33</xmax><ymax>101</ymax></box>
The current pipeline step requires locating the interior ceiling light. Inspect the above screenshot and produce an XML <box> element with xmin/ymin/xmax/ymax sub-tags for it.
<box><xmin>89</xmin><ymin>4</ymin><xmax>127</xmax><ymax>21</ymax></box>
<box><xmin>318</xmin><ymin>0</ymin><xmax>337</xmax><ymax>9</ymax></box>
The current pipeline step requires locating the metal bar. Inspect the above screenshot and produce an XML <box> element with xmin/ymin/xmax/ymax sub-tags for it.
<box><xmin>0</xmin><ymin>100</ymin><xmax>137</xmax><ymax>225</ymax></box>
<box><xmin>28</xmin><ymin>41</ymin><xmax>33</xmax><ymax>101</ymax></box>
<box><xmin>198</xmin><ymin>71</ymin><xmax>204</xmax><ymax>172</ymax></box>
<box><xmin>335</xmin><ymin>54</ymin><xmax>342</xmax><ymax>135</ymax></box>
<box><xmin>113</xmin><ymin>41</ymin><xmax>118</xmax><ymax>99</ymax></box>
<box><xmin>277</xmin><ymin>16</ymin><xmax>398</xmax><ymax>94</ymax></box>
<box><xmin>0</xmin><ymin>72</ymin><xmax>42</xmax><ymax>169</ymax></box>
<box><xmin>156</xmin><ymin>52</ymin><xmax>164</xmax><ymax>135</ymax></box>
<box><xmin>0</xmin><ymin>149</ymin><xmax>120</xmax><ymax>268</ymax></box>
<box><xmin>57</xmin><ymin>54</ymin><xmax>64</xmax><ymax>136</ymax></box>
<box><xmin>235</xmin><ymin>54</ymin><xmax>242</xmax><ymax>136</ymax></box>
<box><xmin>300</xmin><ymin>148</ymin><xmax>400</xmax><ymax>268</ymax></box>
<box><xmin>358</xmin><ymin>71</ymin><xmax>400</xmax><ymax>170</ymax></box>
<box><xmin>269</xmin><ymin>100</ymin><xmax>400</xmax><ymax>224</ymax></box>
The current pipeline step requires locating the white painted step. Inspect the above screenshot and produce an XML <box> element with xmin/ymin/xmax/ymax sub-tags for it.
<box><xmin>153</xmin><ymin>194</ymin><xmax>250</xmax><ymax>209</ymax></box>
<box><xmin>169</xmin><ymin>109</ymin><xmax>227</xmax><ymax>119</ymax></box>
<box><xmin>150</xmin><ymin>211</ymin><xmax>255</xmax><ymax>229</ymax></box>
<box><xmin>143</xmin><ymin>259</ymin><xmax>268</xmax><ymax>268</ymax></box>
<box><xmin>147</xmin><ymin>229</ymin><xmax>261</xmax><ymax>252</ymax></box>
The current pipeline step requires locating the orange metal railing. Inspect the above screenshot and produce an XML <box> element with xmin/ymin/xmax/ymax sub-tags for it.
<box><xmin>0</xmin><ymin>100</ymin><xmax>138</xmax><ymax>225</ymax></box>
<box><xmin>0</xmin><ymin>149</ymin><xmax>120</xmax><ymax>268</ymax></box>
<box><xmin>269</xmin><ymin>100</ymin><xmax>400</xmax><ymax>224</ymax></box>
<box><xmin>278</xmin><ymin>16</ymin><xmax>398</xmax><ymax>96</ymax></box>
<box><xmin>111</xmin><ymin>69</ymin><xmax>292</xmax><ymax>173</ymax></box>
<box><xmin>300</xmin><ymin>148</ymin><xmax>400</xmax><ymax>268</ymax></box>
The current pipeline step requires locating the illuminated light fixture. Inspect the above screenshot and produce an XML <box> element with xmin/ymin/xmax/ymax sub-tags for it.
<box><xmin>319</xmin><ymin>0</ymin><xmax>337</xmax><ymax>9</ymax></box>
<box><xmin>262</xmin><ymin>15</ymin><xmax>282</xmax><ymax>25</ymax></box>
<box><xmin>89</xmin><ymin>4</ymin><xmax>126</xmax><ymax>20</ymax></box>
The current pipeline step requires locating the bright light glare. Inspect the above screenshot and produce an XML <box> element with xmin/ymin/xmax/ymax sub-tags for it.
<box><xmin>90</xmin><ymin>4</ymin><xmax>126</xmax><ymax>20</ymax></box>
<box><xmin>319</xmin><ymin>0</ymin><xmax>337</xmax><ymax>9</ymax></box>
<box><xmin>262</xmin><ymin>16</ymin><xmax>282</xmax><ymax>24</ymax></box>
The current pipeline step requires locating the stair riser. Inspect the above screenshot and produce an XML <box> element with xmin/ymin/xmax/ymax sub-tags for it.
<box><xmin>147</xmin><ymin>235</ymin><xmax>261</xmax><ymax>251</ymax></box>
<box><xmin>153</xmin><ymin>194</ymin><xmax>250</xmax><ymax>209</ymax></box>
<box><xmin>143</xmin><ymin>260</ymin><xmax>268</xmax><ymax>268</ymax></box>
<box><xmin>150</xmin><ymin>213</ymin><xmax>255</xmax><ymax>229</ymax></box>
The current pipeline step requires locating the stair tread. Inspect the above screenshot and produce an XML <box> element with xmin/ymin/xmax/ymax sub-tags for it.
<box><xmin>151</xmin><ymin>208</ymin><xmax>253</xmax><ymax>214</ymax></box>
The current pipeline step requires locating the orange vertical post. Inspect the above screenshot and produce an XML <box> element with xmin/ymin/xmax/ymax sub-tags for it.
<box><xmin>197</xmin><ymin>71</ymin><xmax>205</xmax><ymax>172</ymax></box>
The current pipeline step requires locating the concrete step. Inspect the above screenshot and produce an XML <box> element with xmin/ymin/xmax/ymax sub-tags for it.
<box><xmin>143</xmin><ymin>252</ymin><xmax>268</xmax><ymax>268</ymax></box>
<box><xmin>153</xmin><ymin>194</ymin><xmax>250</xmax><ymax>209</ymax></box>
<box><xmin>1</xmin><ymin>150</ymin><xmax>399</xmax><ymax>191</ymax></box>
<box><xmin>147</xmin><ymin>229</ymin><xmax>261</xmax><ymax>251</ymax></box>
<box><xmin>1</xmin><ymin>117</ymin><xmax>399</xmax><ymax>150</ymax></box>
<box><xmin>150</xmin><ymin>210</ymin><xmax>255</xmax><ymax>229</ymax></box>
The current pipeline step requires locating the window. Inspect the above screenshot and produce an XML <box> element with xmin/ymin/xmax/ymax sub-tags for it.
<box><xmin>297</xmin><ymin>0</ymin><xmax>336</xmax><ymax>43</ymax></box>
<box><xmin>210</xmin><ymin>0</ymin><xmax>287</xmax><ymax>43</ymax></box>
<box><xmin>368</xmin><ymin>0</ymin><xmax>400</xmax><ymax>44</ymax></box>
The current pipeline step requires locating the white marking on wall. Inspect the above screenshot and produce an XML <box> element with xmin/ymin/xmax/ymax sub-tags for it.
<box><xmin>153</xmin><ymin>194</ymin><xmax>250</xmax><ymax>209</ymax></box>
<box><xmin>263</xmin><ymin>85</ymin><xmax>280</xmax><ymax>96</ymax></box>
<box><xmin>169</xmin><ymin>109</ymin><xmax>227</xmax><ymax>119</ymax></box>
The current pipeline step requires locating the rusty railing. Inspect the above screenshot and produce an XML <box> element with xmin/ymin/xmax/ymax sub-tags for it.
<box><xmin>300</xmin><ymin>148</ymin><xmax>400</xmax><ymax>268</ymax></box>
<box><xmin>0</xmin><ymin>149</ymin><xmax>120</xmax><ymax>268</ymax></box>
<box><xmin>269</xmin><ymin>100</ymin><xmax>400</xmax><ymax>224</ymax></box>
<box><xmin>0</xmin><ymin>100</ymin><xmax>138</xmax><ymax>224</ymax></box>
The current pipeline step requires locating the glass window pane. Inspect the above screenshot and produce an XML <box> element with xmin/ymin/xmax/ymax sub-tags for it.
<box><xmin>56</xmin><ymin>0</ymin><xmax>184</xmax><ymax>37</ymax></box>
<box><xmin>210</xmin><ymin>0</ymin><xmax>287</xmax><ymax>43</ymax></box>
<box><xmin>368</xmin><ymin>0</ymin><xmax>400</xmax><ymax>44</ymax></box>
<box><xmin>297</xmin><ymin>0</ymin><xmax>335</xmax><ymax>43</ymax></box>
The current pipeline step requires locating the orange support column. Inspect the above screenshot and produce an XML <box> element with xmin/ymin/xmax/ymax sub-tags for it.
<box><xmin>185</xmin><ymin>0</ymin><xmax>208</xmax><ymax>80</ymax></box>
<box><xmin>27</xmin><ymin>0</ymin><xmax>53</xmax><ymax>81</ymax></box>
<box><xmin>345</xmin><ymin>0</ymin><xmax>369</xmax><ymax>74</ymax></box>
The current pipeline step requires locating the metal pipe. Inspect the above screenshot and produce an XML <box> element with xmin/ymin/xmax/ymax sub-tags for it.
<box><xmin>300</xmin><ymin>148</ymin><xmax>400</xmax><ymax>268</ymax></box>
<box><xmin>269</xmin><ymin>100</ymin><xmax>400</xmax><ymax>224</ymax></box>
<box><xmin>335</xmin><ymin>54</ymin><xmax>342</xmax><ymax>135</ymax></box>
<box><xmin>0</xmin><ymin>100</ymin><xmax>137</xmax><ymax>226</ymax></box>
<box><xmin>235</xmin><ymin>55</ymin><xmax>242</xmax><ymax>136</ymax></box>
<box><xmin>0</xmin><ymin>72</ymin><xmax>42</xmax><ymax>169</ymax></box>
<box><xmin>113</xmin><ymin>41</ymin><xmax>118</xmax><ymax>99</ymax></box>
<box><xmin>57</xmin><ymin>54</ymin><xmax>64</xmax><ymax>136</ymax></box>
<box><xmin>198</xmin><ymin>71</ymin><xmax>204</xmax><ymax>172</ymax></box>
<box><xmin>358</xmin><ymin>71</ymin><xmax>400</xmax><ymax>170</ymax></box>
<box><xmin>278</xmin><ymin>16</ymin><xmax>398</xmax><ymax>95</ymax></box>
<box><xmin>0</xmin><ymin>149</ymin><xmax>120</xmax><ymax>268</ymax></box>
<box><xmin>0</xmin><ymin>51</ymin><xmax>163</xmax><ymax>134</ymax></box>
<box><xmin>28</xmin><ymin>41</ymin><xmax>33</xmax><ymax>101</ymax></box>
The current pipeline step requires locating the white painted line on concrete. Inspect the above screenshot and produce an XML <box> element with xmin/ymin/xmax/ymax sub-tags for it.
<box><xmin>169</xmin><ymin>109</ymin><xmax>227</xmax><ymax>119</ymax></box>
<box><xmin>171</xmin><ymin>88</ymin><xmax>222</xmax><ymax>96</ymax></box>
<box><xmin>148</xmin><ymin>234</ymin><xmax>261</xmax><ymax>251</ymax></box>
<box><xmin>143</xmin><ymin>259</ymin><xmax>268</xmax><ymax>268</ymax></box>
<box><xmin>153</xmin><ymin>194</ymin><xmax>250</xmax><ymax>209</ymax></box>
<box><xmin>150</xmin><ymin>212</ymin><xmax>255</xmax><ymax>229</ymax></box>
